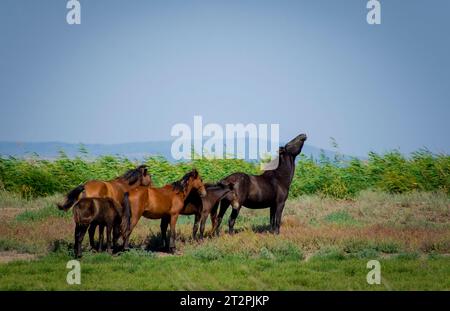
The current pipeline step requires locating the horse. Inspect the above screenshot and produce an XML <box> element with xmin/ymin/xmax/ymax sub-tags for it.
<box><xmin>212</xmin><ymin>133</ymin><xmax>307</xmax><ymax>235</ymax></box>
<box><xmin>123</xmin><ymin>169</ymin><xmax>206</xmax><ymax>252</ymax></box>
<box><xmin>58</xmin><ymin>165</ymin><xmax>152</xmax><ymax>250</ymax></box>
<box><xmin>169</xmin><ymin>182</ymin><xmax>239</xmax><ymax>240</ymax></box>
<box><xmin>73</xmin><ymin>195</ymin><xmax>131</xmax><ymax>258</ymax></box>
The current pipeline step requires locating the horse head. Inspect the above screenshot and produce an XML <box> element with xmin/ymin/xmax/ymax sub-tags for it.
<box><xmin>138</xmin><ymin>165</ymin><xmax>152</xmax><ymax>186</ymax></box>
<box><xmin>190</xmin><ymin>169</ymin><xmax>207</xmax><ymax>197</ymax></box>
<box><xmin>176</xmin><ymin>169</ymin><xmax>207</xmax><ymax>198</ymax></box>
<box><xmin>284</xmin><ymin>133</ymin><xmax>307</xmax><ymax>157</ymax></box>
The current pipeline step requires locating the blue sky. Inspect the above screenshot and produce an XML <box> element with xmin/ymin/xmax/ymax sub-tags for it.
<box><xmin>0</xmin><ymin>0</ymin><xmax>449</xmax><ymax>156</ymax></box>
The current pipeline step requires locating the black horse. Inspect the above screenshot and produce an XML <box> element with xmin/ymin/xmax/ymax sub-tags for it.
<box><xmin>212</xmin><ymin>133</ymin><xmax>307</xmax><ymax>235</ymax></box>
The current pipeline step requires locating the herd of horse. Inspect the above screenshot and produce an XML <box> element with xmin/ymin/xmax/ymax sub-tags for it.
<box><xmin>57</xmin><ymin>133</ymin><xmax>307</xmax><ymax>257</ymax></box>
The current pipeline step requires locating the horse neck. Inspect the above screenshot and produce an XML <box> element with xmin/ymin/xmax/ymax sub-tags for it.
<box><xmin>273</xmin><ymin>154</ymin><xmax>295</xmax><ymax>184</ymax></box>
<box><xmin>209</xmin><ymin>188</ymin><xmax>228</xmax><ymax>202</ymax></box>
<box><xmin>181</xmin><ymin>182</ymin><xmax>195</xmax><ymax>201</ymax></box>
<box><xmin>111</xmin><ymin>178</ymin><xmax>138</xmax><ymax>192</ymax></box>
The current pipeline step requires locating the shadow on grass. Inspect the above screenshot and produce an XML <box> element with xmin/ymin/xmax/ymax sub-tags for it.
<box><xmin>143</xmin><ymin>233</ymin><xmax>167</xmax><ymax>252</ymax></box>
<box><xmin>49</xmin><ymin>239</ymin><xmax>72</xmax><ymax>253</ymax></box>
<box><xmin>251</xmin><ymin>224</ymin><xmax>272</xmax><ymax>233</ymax></box>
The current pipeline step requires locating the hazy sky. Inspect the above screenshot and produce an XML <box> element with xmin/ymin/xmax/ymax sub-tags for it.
<box><xmin>0</xmin><ymin>0</ymin><xmax>449</xmax><ymax>156</ymax></box>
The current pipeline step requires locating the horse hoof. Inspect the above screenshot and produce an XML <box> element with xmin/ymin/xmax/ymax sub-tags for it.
<box><xmin>169</xmin><ymin>247</ymin><xmax>176</xmax><ymax>254</ymax></box>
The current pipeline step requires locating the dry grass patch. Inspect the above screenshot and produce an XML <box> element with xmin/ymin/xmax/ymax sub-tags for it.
<box><xmin>0</xmin><ymin>190</ymin><xmax>448</xmax><ymax>259</ymax></box>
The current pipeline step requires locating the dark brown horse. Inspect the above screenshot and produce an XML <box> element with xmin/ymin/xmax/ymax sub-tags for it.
<box><xmin>213</xmin><ymin>133</ymin><xmax>307</xmax><ymax>235</ymax></box>
<box><xmin>167</xmin><ymin>182</ymin><xmax>238</xmax><ymax>241</ymax></box>
<box><xmin>123</xmin><ymin>169</ymin><xmax>206</xmax><ymax>252</ymax></box>
<box><xmin>73</xmin><ymin>195</ymin><xmax>131</xmax><ymax>258</ymax></box>
<box><xmin>58</xmin><ymin>165</ymin><xmax>152</xmax><ymax>250</ymax></box>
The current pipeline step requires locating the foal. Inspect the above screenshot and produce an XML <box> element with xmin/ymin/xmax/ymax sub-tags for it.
<box><xmin>175</xmin><ymin>182</ymin><xmax>239</xmax><ymax>240</ymax></box>
<box><xmin>73</xmin><ymin>195</ymin><xmax>131</xmax><ymax>258</ymax></box>
<box><xmin>123</xmin><ymin>169</ymin><xmax>206</xmax><ymax>252</ymax></box>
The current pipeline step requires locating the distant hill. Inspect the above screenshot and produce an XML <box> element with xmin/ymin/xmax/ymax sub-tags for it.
<box><xmin>0</xmin><ymin>141</ymin><xmax>353</xmax><ymax>162</ymax></box>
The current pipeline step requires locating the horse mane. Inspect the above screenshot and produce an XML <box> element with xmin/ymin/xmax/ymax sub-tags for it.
<box><xmin>204</xmin><ymin>182</ymin><xmax>228</xmax><ymax>190</ymax></box>
<box><xmin>204</xmin><ymin>182</ymin><xmax>217</xmax><ymax>188</ymax></box>
<box><xmin>118</xmin><ymin>165</ymin><xmax>147</xmax><ymax>185</ymax></box>
<box><xmin>172</xmin><ymin>169</ymin><xmax>199</xmax><ymax>192</ymax></box>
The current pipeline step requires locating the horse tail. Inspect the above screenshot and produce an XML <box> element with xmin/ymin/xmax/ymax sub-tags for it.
<box><xmin>72</xmin><ymin>200</ymin><xmax>82</xmax><ymax>224</ymax></box>
<box><xmin>121</xmin><ymin>192</ymin><xmax>131</xmax><ymax>238</ymax></box>
<box><xmin>57</xmin><ymin>185</ymin><xmax>85</xmax><ymax>211</ymax></box>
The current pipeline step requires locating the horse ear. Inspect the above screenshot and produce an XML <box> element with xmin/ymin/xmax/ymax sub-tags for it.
<box><xmin>191</xmin><ymin>168</ymin><xmax>198</xmax><ymax>178</ymax></box>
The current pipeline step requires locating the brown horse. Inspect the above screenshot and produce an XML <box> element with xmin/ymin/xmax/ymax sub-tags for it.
<box><xmin>58</xmin><ymin>165</ymin><xmax>152</xmax><ymax>250</ymax></box>
<box><xmin>73</xmin><ymin>195</ymin><xmax>131</xmax><ymax>258</ymax></box>
<box><xmin>123</xmin><ymin>169</ymin><xmax>206</xmax><ymax>252</ymax></box>
<box><xmin>176</xmin><ymin>182</ymin><xmax>239</xmax><ymax>240</ymax></box>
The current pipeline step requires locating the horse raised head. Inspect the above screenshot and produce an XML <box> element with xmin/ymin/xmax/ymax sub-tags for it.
<box><xmin>284</xmin><ymin>133</ymin><xmax>307</xmax><ymax>156</ymax></box>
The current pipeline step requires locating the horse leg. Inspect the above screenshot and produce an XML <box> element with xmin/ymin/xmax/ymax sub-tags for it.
<box><xmin>192</xmin><ymin>213</ymin><xmax>200</xmax><ymax>241</ymax></box>
<box><xmin>228</xmin><ymin>206</ymin><xmax>241</xmax><ymax>235</ymax></box>
<box><xmin>168</xmin><ymin>214</ymin><xmax>179</xmax><ymax>253</ymax></box>
<box><xmin>269</xmin><ymin>206</ymin><xmax>276</xmax><ymax>233</ymax></box>
<box><xmin>213</xmin><ymin>199</ymin><xmax>230</xmax><ymax>236</ymax></box>
<box><xmin>74</xmin><ymin>224</ymin><xmax>88</xmax><ymax>258</ymax></box>
<box><xmin>209</xmin><ymin>202</ymin><xmax>219</xmax><ymax>236</ymax></box>
<box><xmin>106</xmin><ymin>224</ymin><xmax>113</xmax><ymax>254</ymax></box>
<box><xmin>274</xmin><ymin>202</ymin><xmax>286</xmax><ymax>234</ymax></box>
<box><xmin>199</xmin><ymin>211</ymin><xmax>210</xmax><ymax>240</ymax></box>
<box><xmin>160</xmin><ymin>216</ymin><xmax>170</xmax><ymax>250</ymax></box>
<box><xmin>113</xmin><ymin>224</ymin><xmax>120</xmax><ymax>252</ymax></box>
<box><xmin>123</xmin><ymin>209</ymin><xmax>142</xmax><ymax>250</ymax></box>
<box><xmin>98</xmin><ymin>224</ymin><xmax>105</xmax><ymax>251</ymax></box>
<box><xmin>198</xmin><ymin>200</ymin><xmax>212</xmax><ymax>240</ymax></box>
<box><xmin>88</xmin><ymin>223</ymin><xmax>97</xmax><ymax>251</ymax></box>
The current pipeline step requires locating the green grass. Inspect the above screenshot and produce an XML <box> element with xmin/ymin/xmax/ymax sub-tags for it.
<box><xmin>185</xmin><ymin>240</ymin><xmax>303</xmax><ymax>261</ymax></box>
<box><xmin>15</xmin><ymin>204</ymin><xmax>70</xmax><ymax>222</ymax></box>
<box><xmin>0</xmin><ymin>189</ymin><xmax>448</xmax><ymax>290</ymax></box>
<box><xmin>0</xmin><ymin>239</ymin><xmax>37</xmax><ymax>254</ymax></box>
<box><xmin>0</xmin><ymin>250</ymin><xmax>449</xmax><ymax>290</ymax></box>
<box><xmin>324</xmin><ymin>211</ymin><xmax>359</xmax><ymax>226</ymax></box>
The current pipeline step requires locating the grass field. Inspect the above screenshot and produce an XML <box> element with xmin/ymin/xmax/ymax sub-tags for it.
<box><xmin>0</xmin><ymin>189</ymin><xmax>449</xmax><ymax>290</ymax></box>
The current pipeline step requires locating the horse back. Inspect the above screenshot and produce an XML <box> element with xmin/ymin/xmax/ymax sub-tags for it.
<box><xmin>84</xmin><ymin>180</ymin><xmax>122</xmax><ymax>202</ymax></box>
<box><xmin>240</xmin><ymin>175</ymin><xmax>276</xmax><ymax>208</ymax></box>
